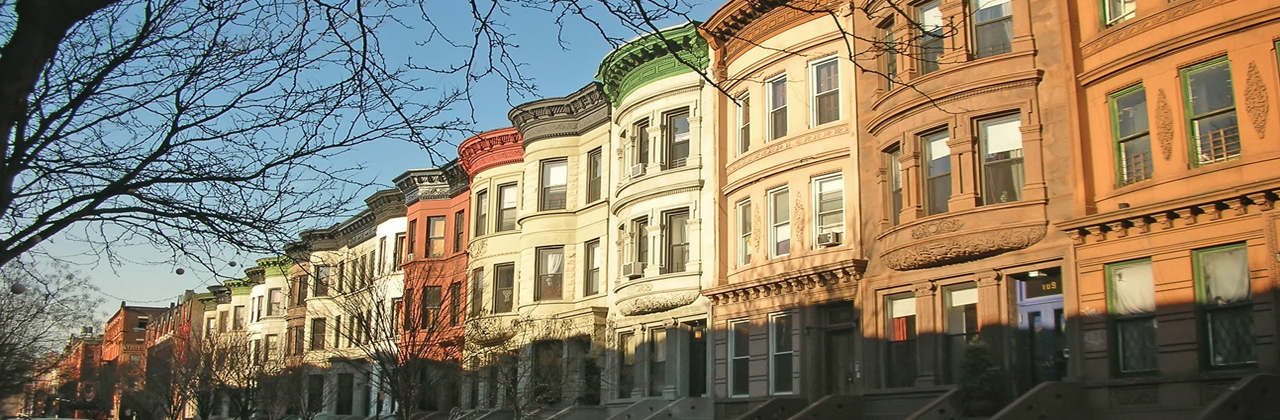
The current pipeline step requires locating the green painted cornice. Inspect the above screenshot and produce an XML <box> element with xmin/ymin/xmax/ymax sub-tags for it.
<box><xmin>596</xmin><ymin>22</ymin><xmax>709</xmax><ymax>106</ymax></box>
<box><xmin>224</xmin><ymin>278</ymin><xmax>254</xmax><ymax>295</ymax></box>
<box><xmin>255</xmin><ymin>256</ymin><xmax>294</xmax><ymax>278</ymax></box>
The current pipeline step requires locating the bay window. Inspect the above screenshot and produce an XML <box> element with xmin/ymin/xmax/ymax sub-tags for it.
<box><xmin>1110</xmin><ymin>85</ymin><xmax>1152</xmax><ymax>185</ymax></box>
<box><xmin>737</xmin><ymin>200</ymin><xmax>752</xmax><ymax>266</ymax></box>
<box><xmin>737</xmin><ymin>94</ymin><xmax>750</xmax><ymax>155</ymax></box>
<box><xmin>811</xmin><ymin>58</ymin><xmax>839</xmax><ymax>125</ymax></box>
<box><xmin>494</xmin><ymin>263</ymin><xmax>515</xmax><ymax>313</ymax></box>
<box><xmin>588</xmin><ymin>148</ymin><xmax>602</xmax><ymax>202</ymax></box>
<box><xmin>498</xmin><ymin>183</ymin><xmax>518</xmax><ymax>231</ymax></box>
<box><xmin>770</xmin><ymin>76</ymin><xmax>788</xmax><ymax>140</ymax></box>
<box><xmin>972</xmin><ymin>0</ymin><xmax>1012</xmax><ymax>58</ymax></box>
<box><xmin>585</xmin><ymin>239</ymin><xmax>601</xmax><ymax>296</ymax></box>
<box><xmin>918</xmin><ymin>1</ymin><xmax>943</xmax><ymax>74</ymax></box>
<box><xmin>662</xmin><ymin>210</ymin><xmax>689</xmax><ymax>274</ymax></box>
<box><xmin>475</xmin><ymin>189</ymin><xmax>489</xmax><ymax>236</ymax></box>
<box><xmin>536</xmin><ymin>247</ymin><xmax>564</xmax><ymax>301</ymax></box>
<box><xmin>923</xmin><ymin>130</ymin><xmax>951</xmax><ymax>215</ymax></box>
<box><xmin>540</xmin><ymin>159</ymin><xmax>568</xmax><ymax>211</ymax></box>
<box><xmin>888</xmin><ymin>147</ymin><xmax>903</xmax><ymax>225</ymax></box>
<box><xmin>649</xmin><ymin>329</ymin><xmax>667</xmax><ymax>396</ymax></box>
<box><xmin>427</xmin><ymin>216</ymin><xmax>446</xmax><ymax>258</ymax></box>
<box><xmin>979</xmin><ymin>115</ymin><xmax>1023</xmax><ymax>204</ymax></box>
<box><xmin>666</xmin><ymin>110</ymin><xmax>690</xmax><ymax>169</ymax></box>
<box><xmin>1182</xmin><ymin>57</ymin><xmax>1239</xmax><ymax>166</ymax></box>
<box><xmin>813</xmin><ymin>174</ymin><xmax>844</xmax><ymax>246</ymax></box>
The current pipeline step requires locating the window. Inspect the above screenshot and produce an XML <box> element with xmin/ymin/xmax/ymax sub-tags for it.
<box><xmin>618</xmin><ymin>332</ymin><xmax>636</xmax><ymax>398</ymax></box>
<box><xmin>973</xmin><ymin>0</ymin><xmax>1012</xmax><ymax>58</ymax></box>
<box><xmin>494</xmin><ymin>263</ymin><xmax>515</xmax><ymax>313</ymax></box>
<box><xmin>737</xmin><ymin>94</ymin><xmax>750</xmax><ymax>155</ymax></box>
<box><xmin>391</xmin><ymin>298</ymin><xmax>403</xmax><ymax>332</ymax></box>
<box><xmin>633</xmin><ymin>218</ymin><xmax>649</xmax><ymax>272</ymax></box>
<box><xmin>218</xmin><ymin>310</ymin><xmax>228</xmax><ymax>333</ymax></box>
<box><xmin>585</xmin><ymin>240</ymin><xmax>601</xmax><ymax>296</ymax></box>
<box><xmin>1108</xmin><ymin>259</ymin><xmax>1157</xmax><ymax>374</ymax></box>
<box><xmin>314</xmin><ymin>265</ymin><xmax>331</xmax><ymax>296</ymax></box>
<box><xmin>1103</xmin><ymin>0</ymin><xmax>1135</xmax><ymax>26</ymax></box>
<box><xmin>1196</xmin><ymin>243</ymin><xmax>1254</xmax><ymax>367</ymax></box>
<box><xmin>587</xmin><ymin>148</ymin><xmax>603</xmax><ymax>202</ymax></box>
<box><xmin>497</xmin><ymin>184</ymin><xmax>518</xmax><ymax>231</ymax></box>
<box><xmin>813</xmin><ymin>174</ymin><xmax>844</xmax><ymax>245</ymax></box>
<box><xmin>770</xmin><ymin>313</ymin><xmax>795</xmax><ymax>394</ymax></box>
<box><xmin>887</xmin><ymin>295</ymin><xmax>917</xmax><ymax>387</ymax></box>
<box><xmin>811</xmin><ymin>58</ymin><xmax>839</xmax><ymax>125</ymax></box>
<box><xmin>635</xmin><ymin>120</ymin><xmax>651</xmax><ymax>168</ymax></box>
<box><xmin>737</xmin><ymin>200</ymin><xmax>752</xmax><ymax>267</ymax></box>
<box><xmin>310</xmin><ymin>318</ymin><xmax>327</xmax><ymax>350</ymax></box>
<box><xmin>422</xmin><ymin>216</ymin><xmax>444</xmax><ymax>258</ymax></box>
<box><xmin>979</xmin><ymin>115</ymin><xmax>1023</xmax><ymax>204</ymax></box>
<box><xmin>888</xmin><ymin>147</ymin><xmax>903</xmax><ymax>225</ymax></box>
<box><xmin>880</xmin><ymin>19</ymin><xmax>897</xmax><ymax>89</ymax></box>
<box><xmin>943</xmin><ymin>286</ymin><xmax>979</xmax><ymax>383</ymax></box>
<box><xmin>729</xmin><ymin>320</ymin><xmax>750</xmax><ymax>397</ymax></box>
<box><xmin>536</xmin><ymin>247</ymin><xmax>564</xmax><ymax>301</ymax></box>
<box><xmin>1110</xmin><ymin>85</ymin><xmax>1152</xmax><ymax>185</ymax></box>
<box><xmin>769</xmin><ymin>76</ymin><xmax>788</xmax><ymax>140</ymax></box>
<box><xmin>336</xmin><ymin>373</ymin><xmax>354</xmax><ymax>415</ymax></box>
<box><xmin>264</xmin><ymin>334</ymin><xmax>278</xmax><ymax>361</ymax></box>
<box><xmin>475</xmin><ymin>189</ymin><xmax>489</xmax><ymax>236</ymax></box>
<box><xmin>1182</xmin><ymin>57</ymin><xmax>1239</xmax><ymax>166</ymax></box>
<box><xmin>449</xmin><ymin>282</ymin><xmax>461</xmax><ymax>326</ymax></box>
<box><xmin>232</xmin><ymin>306</ymin><xmax>245</xmax><ymax>330</ymax></box>
<box><xmin>393</xmin><ymin>234</ymin><xmax>405</xmax><ymax>270</ymax></box>
<box><xmin>378</xmin><ymin>237</ymin><xmax>387</xmax><ymax>275</ymax></box>
<box><xmin>454</xmin><ymin>210</ymin><xmax>466</xmax><ymax>252</ymax></box>
<box><xmin>421</xmin><ymin>286</ymin><xmax>442</xmax><ymax>328</ymax></box>
<box><xmin>307</xmin><ymin>375</ymin><xmax>325</xmax><ymax>412</ymax></box>
<box><xmin>662</xmin><ymin>210</ymin><xmax>689</xmax><ymax>274</ymax></box>
<box><xmin>540</xmin><ymin>160</ymin><xmax>568</xmax><ymax>211</ymax></box>
<box><xmin>918</xmin><ymin>1</ymin><xmax>943</xmax><ymax>74</ymax></box>
<box><xmin>334</xmin><ymin>315</ymin><xmax>342</xmax><ymax>347</ymax></box>
<box><xmin>666</xmin><ymin>110</ymin><xmax>691</xmax><ymax>169</ymax></box>
<box><xmin>648</xmin><ymin>329</ymin><xmax>667</xmax><ymax>396</ymax></box>
<box><xmin>268</xmin><ymin>288</ymin><xmax>283</xmax><ymax>316</ymax></box>
<box><xmin>205</xmin><ymin>317</ymin><xmax>216</xmax><ymax>338</ymax></box>
<box><xmin>769</xmin><ymin>188</ymin><xmax>791</xmax><ymax>257</ymax></box>
<box><xmin>407</xmin><ymin>219</ymin><xmax>418</xmax><ymax>260</ymax></box>
<box><xmin>470</xmin><ymin>268</ymin><xmax>484</xmax><ymax>316</ymax></box>
<box><xmin>923</xmin><ymin>130</ymin><xmax>951</xmax><ymax>215</ymax></box>
<box><xmin>291</xmin><ymin>326</ymin><xmax>304</xmax><ymax>356</ymax></box>
<box><xmin>293</xmin><ymin>275</ymin><xmax>309</xmax><ymax>306</ymax></box>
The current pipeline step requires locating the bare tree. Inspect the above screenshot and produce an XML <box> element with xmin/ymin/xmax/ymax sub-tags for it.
<box><xmin>0</xmin><ymin>261</ymin><xmax>100</xmax><ymax>401</ymax></box>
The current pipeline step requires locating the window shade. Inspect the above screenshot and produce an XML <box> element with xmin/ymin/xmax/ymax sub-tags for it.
<box><xmin>1112</xmin><ymin>262</ymin><xmax>1155</xmax><ymax>315</ymax></box>
<box><xmin>891</xmin><ymin>297</ymin><xmax>917</xmax><ymax>318</ymax></box>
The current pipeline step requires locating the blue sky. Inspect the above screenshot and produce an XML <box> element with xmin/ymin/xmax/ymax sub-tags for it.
<box><xmin>64</xmin><ymin>1</ymin><xmax>721</xmax><ymax>319</ymax></box>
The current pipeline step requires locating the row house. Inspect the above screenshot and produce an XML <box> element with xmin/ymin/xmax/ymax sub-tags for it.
<box><xmin>102</xmin><ymin>303</ymin><xmax>166</xmax><ymax>420</ymax></box>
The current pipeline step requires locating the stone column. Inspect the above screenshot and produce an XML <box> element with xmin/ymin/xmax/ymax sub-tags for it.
<box><xmin>947</xmin><ymin>121</ymin><xmax>979</xmax><ymax>211</ymax></box>
<box><xmin>975</xmin><ymin>272</ymin><xmax>1004</xmax><ymax>363</ymax></box>
<box><xmin>914</xmin><ymin>281</ymin><xmax>939</xmax><ymax>386</ymax></box>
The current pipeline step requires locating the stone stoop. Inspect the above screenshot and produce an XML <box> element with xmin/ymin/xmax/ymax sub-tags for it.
<box><xmin>450</xmin><ymin>410</ymin><xmax>489</xmax><ymax>420</ymax></box>
<box><xmin>639</xmin><ymin>397</ymin><xmax>714</xmax><ymax>420</ymax></box>
<box><xmin>905</xmin><ymin>388</ymin><xmax>962</xmax><ymax>420</ymax></box>
<box><xmin>731</xmin><ymin>397</ymin><xmax>810</xmax><ymax>420</ymax></box>
<box><xmin>1193</xmin><ymin>373</ymin><xmax>1280</xmax><ymax>420</ymax></box>
<box><xmin>473</xmin><ymin>409</ymin><xmax>515</xmax><ymax>420</ymax></box>
<box><xmin>785</xmin><ymin>395</ymin><xmax>866</xmax><ymax>420</ymax></box>
<box><xmin>543</xmin><ymin>405</ymin><xmax>609</xmax><ymax>420</ymax></box>
<box><xmin>988</xmin><ymin>382</ymin><xmax>1083</xmax><ymax>420</ymax></box>
<box><xmin>606</xmin><ymin>398</ymin><xmax>671</xmax><ymax>420</ymax></box>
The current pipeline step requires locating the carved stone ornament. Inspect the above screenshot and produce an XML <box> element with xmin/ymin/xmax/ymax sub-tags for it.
<box><xmin>470</xmin><ymin>239</ymin><xmax>487</xmax><ymax>259</ymax></box>
<box><xmin>1156</xmin><ymin>89</ymin><xmax>1174</xmax><ymax>161</ymax></box>
<box><xmin>793</xmin><ymin>195</ymin><xmax>806</xmax><ymax>248</ymax></box>
<box><xmin>465</xmin><ymin>316</ymin><xmax>517</xmax><ymax>347</ymax></box>
<box><xmin>910</xmin><ymin>218</ymin><xmax>964</xmax><ymax>239</ymax></box>
<box><xmin>881</xmin><ymin>225</ymin><xmax>1048</xmax><ymax>271</ymax></box>
<box><xmin>617</xmin><ymin>291</ymin><xmax>700</xmax><ymax>316</ymax></box>
<box><xmin>751</xmin><ymin>203</ymin><xmax>763</xmax><ymax>251</ymax></box>
<box><xmin>1246</xmin><ymin>61</ymin><xmax>1269</xmax><ymax>139</ymax></box>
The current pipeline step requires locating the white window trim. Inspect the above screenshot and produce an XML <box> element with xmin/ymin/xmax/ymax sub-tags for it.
<box><xmin>737</xmin><ymin>199</ymin><xmax>752</xmax><ymax>267</ymax></box>
<box><xmin>811</xmin><ymin>173</ymin><xmax>845</xmax><ymax>249</ymax></box>
<box><xmin>809</xmin><ymin>56</ymin><xmax>840</xmax><ymax>127</ymax></box>
<box><xmin>768</xmin><ymin>312</ymin><xmax>796</xmax><ymax>395</ymax></box>
<box><xmin>736</xmin><ymin>93</ymin><xmax>750</xmax><ymax>155</ymax></box>
<box><xmin>728</xmin><ymin>319</ymin><xmax>750</xmax><ymax>398</ymax></box>
<box><xmin>768</xmin><ymin>187</ymin><xmax>790</xmax><ymax>258</ymax></box>
<box><xmin>768</xmin><ymin>74</ymin><xmax>788</xmax><ymax>141</ymax></box>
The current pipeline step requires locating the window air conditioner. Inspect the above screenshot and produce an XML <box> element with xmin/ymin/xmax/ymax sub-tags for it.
<box><xmin>816</xmin><ymin>232</ymin><xmax>842</xmax><ymax>247</ymax></box>
<box><xmin>630</xmin><ymin>164</ymin><xmax>647</xmax><ymax>179</ymax></box>
<box><xmin>621</xmin><ymin>262</ymin><xmax>645</xmax><ymax>279</ymax></box>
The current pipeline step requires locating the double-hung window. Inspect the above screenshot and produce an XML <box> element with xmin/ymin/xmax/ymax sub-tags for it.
<box><xmin>770</xmin><ymin>313</ymin><xmax>795</xmax><ymax>394</ymax></box>
<box><xmin>923</xmin><ymin>130</ymin><xmax>951</xmax><ymax>215</ymax></box>
<box><xmin>1103</xmin><ymin>0</ymin><xmax>1136</xmax><ymax>26</ymax></box>
<box><xmin>662</xmin><ymin>210</ymin><xmax>689</xmax><ymax>274</ymax></box>
<box><xmin>813</xmin><ymin>174</ymin><xmax>844</xmax><ymax>246</ymax></box>
<box><xmin>427</xmin><ymin>216</ymin><xmax>446</xmax><ymax>258</ymax></box>
<box><xmin>880</xmin><ymin>19</ymin><xmax>897</xmax><ymax>89</ymax></box>
<box><xmin>470</xmin><ymin>268</ymin><xmax>484</xmax><ymax>316</ymax></box>
<box><xmin>737</xmin><ymin>94</ymin><xmax>750</xmax><ymax>155</ymax></box>
<box><xmin>648</xmin><ymin>329</ymin><xmax>667</xmax><ymax>396</ymax></box>
<box><xmin>535</xmin><ymin>246</ymin><xmax>564</xmax><ymax>301</ymax></box>
<box><xmin>666</xmin><ymin>110</ymin><xmax>691</xmax><ymax>169</ymax></box>
<box><xmin>737</xmin><ymin>200</ymin><xmax>752</xmax><ymax>266</ymax></box>
<box><xmin>729</xmin><ymin>320</ymin><xmax>750</xmax><ymax>397</ymax></box>
<box><xmin>943</xmin><ymin>286</ymin><xmax>979</xmax><ymax>383</ymax></box>
<box><xmin>310</xmin><ymin>318</ymin><xmax>327</xmax><ymax>350</ymax></box>
<box><xmin>233</xmin><ymin>305</ymin><xmax>246</xmax><ymax>330</ymax></box>
<box><xmin>979</xmin><ymin>115</ymin><xmax>1024</xmax><ymax>204</ymax></box>
<box><xmin>449</xmin><ymin>282</ymin><xmax>461</xmax><ymax>326</ymax></box>
<box><xmin>497</xmin><ymin>184</ymin><xmax>518</xmax><ymax>231</ymax></box>
<box><xmin>421</xmin><ymin>286</ymin><xmax>442</xmax><ymax>328</ymax></box>
<box><xmin>811</xmin><ymin>58</ymin><xmax>839</xmax><ymax>125</ymax></box>
<box><xmin>406</xmin><ymin>219</ymin><xmax>418</xmax><ymax>260</ymax></box>
<box><xmin>1111</xmin><ymin>86</ymin><xmax>1152</xmax><ymax>185</ymax></box>
<box><xmin>1108</xmin><ymin>259</ymin><xmax>1158</xmax><ymax>374</ymax></box>
<box><xmin>1197</xmin><ymin>243</ymin><xmax>1254</xmax><ymax>367</ymax></box>
<box><xmin>454</xmin><ymin>210</ymin><xmax>465</xmax><ymax>252</ymax></box>
<box><xmin>888</xmin><ymin>147</ymin><xmax>903</xmax><ymax>225</ymax></box>
<box><xmin>619</xmin><ymin>332</ymin><xmax>636</xmax><ymax>398</ymax></box>
<box><xmin>633</xmin><ymin>218</ymin><xmax>649</xmax><ymax>274</ymax></box>
<box><xmin>585</xmin><ymin>240</ymin><xmax>601</xmax><ymax>296</ymax></box>
<box><xmin>973</xmin><ymin>0</ymin><xmax>1012</xmax><ymax>58</ymax></box>
<box><xmin>769</xmin><ymin>188</ymin><xmax>791</xmax><ymax>257</ymax></box>
<box><xmin>268</xmin><ymin>288</ymin><xmax>283</xmax><ymax>316</ymax></box>
<box><xmin>769</xmin><ymin>76</ymin><xmax>788</xmax><ymax>140</ymax></box>
<box><xmin>1183</xmin><ymin>57</ymin><xmax>1239</xmax><ymax>166</ymax></box>
<box><xmin>494</xmin><ymin>263</ymin><xmax>515</xmax><ymax>313</ymax></box>
<box><xmin>635</xmin><ymin>120</ymin><xmax>651</xmax><ymax>170</ymax></box>
<box><xmin>314</xmin><ymin>265</ymin><xmax>331</xmax><ymax>296</ymax></box>
<box><xmin>587</xmin><ymin>148</ymin><xmax>603</xmax><ymax>202</ymax></box>
<box><xmin>887</xmin><ymin>295</ymin><xmax>918</xmax><ymax>388</ymax></box>
<box><xmin>918</xmin><ymin>1</ymin><xmax>943</xmax><ymax>74</ymax></box>
<box><xmin>540</xmin><ymin>160</ymin><xmax>568</xmax><ymax>211</ymax></box>
<box><xmin>475</xmin><ymin>190</ymin><xmax>489</xmax><ymax>236</ymax></box>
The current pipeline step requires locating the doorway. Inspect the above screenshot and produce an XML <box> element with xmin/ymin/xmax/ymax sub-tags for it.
<box><xmin>822</xmin><ymin>303</ymin><xmax>858</xmax><ymax>395</ymax></box>
<box><xmin>1013</xmin><ymin>268</ymin><xmax>1066</xmax><ymax>391</ymax></box>
<box><xmin>686</xmin><ymin>320</ymin><xmax>707</xmax><ymax>397</ymax></box>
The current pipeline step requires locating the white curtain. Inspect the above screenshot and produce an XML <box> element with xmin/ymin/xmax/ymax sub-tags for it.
<box><xmin>1204</xmin><ymin>247</ymin><xmax>1249</xmax><ymax>305</ymax></box>
<box><xmin>1113</xmin><ymin>262</ymin><xmax>1156</xmax><ymax>315</ymax></box>
<box><xmin>546</xmin><ymin>251</ymin><xmax>563</xmax><ymax>275</ymax></box>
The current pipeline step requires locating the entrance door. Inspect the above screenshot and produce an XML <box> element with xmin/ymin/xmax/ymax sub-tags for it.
<box><xmin>686</xmin><ymin>320</ymin><xmax>707</xmax><ymax>397</ymax></box>
<box><xmin>1014</xmin><ymin>269</ymin><xmax>1066</xmax><ymax>390</ymax></box>
<box><xmin>825</xmin><ymin>328</ymin><xmax>857</xmax><ymax>395</ymax></box>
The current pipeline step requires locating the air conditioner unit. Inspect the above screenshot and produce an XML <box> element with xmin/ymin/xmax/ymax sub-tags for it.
<box><xmin>816</xmin><ymin>232</ymin><xmax>842</xmax><ymax>247</ymax></box>
<box><xmin>630</xmin><ymin>164</ymin><xmax>647</xmax><ymax>179</ymax></box>
<box><xmin>621</xmin><ymin>262</ymin><xmax>646</xmax><ymax>279</ymax></box>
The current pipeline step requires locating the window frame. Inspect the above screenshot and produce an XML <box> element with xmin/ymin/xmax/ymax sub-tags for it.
<box><xmin>810</xmin><ymin>57</ymin><xmax>840</xmax><ymax>126</ymax></box>
<box><xmin>665</xmin><ymin>109</ymin><xmax>691</xmax><ymax>169</ymax></box>
<box><xmin>427</xmin><ymin>216</ymin><xmax>446</xmax><ymax>258</ymax></box>
<box><xmin>977</xmin><ymin>113</ymin><xmax>1024</xmax><ymax>205</ymax></box>
<box><xmin>1194</xmin><ymin>242</ymin><xmax>1255</xmax><ymax>369</ymax></box>
<box><xmin>1109</xmin><ymin>84</ymin><xmax>1153</xmax><ymax>186</ymax></box>
<box><xmin>267</xmin><ymin>288</ymin><xmax>283</xmax><ymax>316</ymax></box>
<box><xmin>1100</xmin><ymin>0</ymin><xmax>1136</xmax><ymax>27</ymax></box>
<box><xmin>661</xmin><ymin>209</ymin><xmax>689</xmax><ymax>274</ymax></box>
<box><xmin>736</xmin><ymin>93</ymin><xmax>750</xmax><ymax>155</ymax></box>
<box><xmin>497</xmin><ymin>183</ymin><xmax>518</xmax><ymax>232</ymax></box>
<box><xmin>493</xmin><ymin>263</ymin><xmax>515</xmax><ymax>313</ymax></box>
<box><xmin>942</xmin><ymin>284</ymin><xmax>979</xmax><ymax>384</ymax></box>
<box><xmin>1106</xmin><ymin>258</ymin><xmax>1159</xmax><ymax>376</ymax></box>
<box><xmin>535</xmin><ymin>246</ymin><xmax>565</xmax><ymax>302</ymax></box>
<box><xmin>470</xmin><ymin>267</ymin><xmax>485</xmax><ymax>316</ymax></box>
<box><xmin>587</xmin><ymin>148</ymin><xmax>603</xmax><ymax>203</ymax></box>
<box><xmin>454</xmin><ymin>210</ymin><xmax>466</xmax><ymax>252</ymax></box>
<box><xmin>922</xmin><ymin>129</ymin><xmax>952</xmax><ymax>216</ymax></box>
<box><xmin>540</xmin><ymin>159</ymin><xmax>568</xmax><ymax>211</ymax></box>
<box><xmin>737</xmin><ymin>199</ymin><xmax>752</xmax><ymax>267</ymax></box>
<box><xmin>648</xmin><ymin>328</ymin><xmax>667</xmax><ymax>396</ymax></box>
<box><xmin>768</xmin><ymin>75</ymin><xmax>788</xmax><ymax>140</ymax></box>
<box><xmin>634</xmin><ymin>119</ymin><xmax>651</xmax><ymax>168</ymax></box>
<box><xmin>886</xmin><ymin>294</ymin><xmax>918</xmax><ymax>388</ymax></box>
<box><xmin>475</xmin><ymin>189</ymin><xmax>489</xmax><ymax>236</ymax></box>
<box><xmin>618</xmin><ymin>331</ymin><xmax>637</xmax><ymax>399</ymax></box>
<box><xmin>407</xmin><ymin>219</ymin><xmax>418</xmax><ymax>261</ymax></box>
<box><xmin>769</xmin><ymin>312</ymin><xmax>796</xmax><ymax>395</ymax></box>
<box><xmin>917</xmin><ymin>0</ymin><xmax>944</xmax><ymax>75</ymax></box>
<box><xmin>421</xmin><ymin>285</ymin><xmax>442</xmax><ymax>329</ymax></box>
<box><xmin>1181</xmin><ymin>56</ymin><xmax>1240</xmax><ymax>167</ymax></box>
<box><xmin>879</xmin><ymin>18</ymin><xmax>897</xmax><ymax>90</ymax></box>
<box><xmin>728</xmin><ymin>319</ymin><xmax>751</xmax><ymax>397</ymax></box>
<box><xmin>585</xmin><ymin>239</ymin><xmax>601</xmax><ymax>296</ymax></box>
<box><xmin>812</xmin><ymin>173</ymin><xmax>845</xmax><ymax>247</ymax></box>
<box><xmin>971</xmin><ymin>0</ymin><xmax>1013</xmax><ymax>58</ymax></box>
<box><xmin>633</xmin><ymin>217</ymin><xmax>649</xmax><ymax>273</ymax></box>
<box><xmin>769</xmin><ymin>187</ymin><xmax>791</xmax><ymax>258</ymax></box>
<box><xmin>887</xmin><ymin>146</ymin><xmax>903</xmax><ymax>226</ymax></box>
